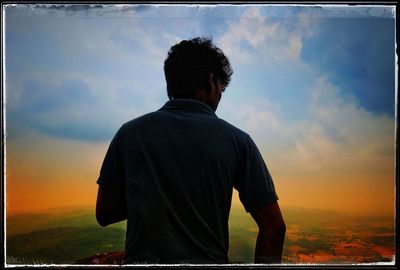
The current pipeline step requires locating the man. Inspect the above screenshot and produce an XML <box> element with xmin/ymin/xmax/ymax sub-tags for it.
<box><xmin>96</xmin><ymin>37</ymin><xmax>286</xmax><ymax>264</ymax></box>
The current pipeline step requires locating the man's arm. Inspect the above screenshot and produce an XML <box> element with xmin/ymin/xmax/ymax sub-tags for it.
<box><xmin>250</xmin><ymin>201</ymin><xmax>286</xmax><ymax>264</ymax></box>
<box><xmin>96</xmin><ymin>183</ymin><xmax>127</xmax><ymax>227</ymax></box>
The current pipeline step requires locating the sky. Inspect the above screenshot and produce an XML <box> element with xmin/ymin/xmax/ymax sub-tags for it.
<box><xmin>4</xmin><ymin>4</ymin><xmax>396</xmax><ymax>216</ymax></box>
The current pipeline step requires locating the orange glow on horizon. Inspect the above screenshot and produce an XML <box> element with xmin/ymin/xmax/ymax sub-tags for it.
<box><xmin>5</xmin><ymin>132</ymin><xmax>395</xmax><ymax>217</ymax></box>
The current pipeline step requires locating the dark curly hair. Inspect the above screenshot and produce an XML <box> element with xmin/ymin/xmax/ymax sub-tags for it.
<box><xmin>163</xmin><ymin>37</ymin><xmax>233</xmax><ymax>100</ymax></box>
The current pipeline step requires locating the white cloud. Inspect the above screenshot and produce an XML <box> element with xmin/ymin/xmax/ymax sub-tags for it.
<box><xmin>217</xmin><ymin>6</ymin><xmax>309</xmax><ymax>66</ymax></box>
<box><xmin>216</xmin><ymin>7</ymin><xmax>394</xmax><ymax>177</ymax></box>
<box><xmin>6</xmin><ymin>13</ymin><xmax>173</xmax><ymax>141</ymax></box>
<box><xmin>302</xmin><ymin>77</ymin><xmax>394</xmax><ymax>171</ymax></box>
<box><xmin>220</xmin><ymin>76</ymin><xmax>394</xmax><ymax>176</ymax></box>
<box><xmin>6</xmin><ymin>68</ymin><xmax>161</xmax><ymax>141</ymax></box>
<box><xmin>220</xmin><ymin>98</ymin><xmax>294</xmax><ymax>158</ymax></box>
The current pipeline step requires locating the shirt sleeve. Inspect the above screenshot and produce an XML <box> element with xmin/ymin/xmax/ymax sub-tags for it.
<box><xmin>97</xmin><ymin>127</ymin><xmax>125</xmax><ymax>187</ymax></box>
<box><xmin>235</xmin><ymin>134</ymin><xmax>278</xmax><ymax>213</ymax></box>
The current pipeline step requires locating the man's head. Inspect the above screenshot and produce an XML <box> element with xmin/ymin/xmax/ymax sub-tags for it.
<box><xmin>164</xmin><ymin>37</ymin><xmax>233</xmax><ymax>111</ymax></box>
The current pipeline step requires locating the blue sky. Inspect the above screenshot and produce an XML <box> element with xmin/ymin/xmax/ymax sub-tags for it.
<box><xmin>4</xmin><ymin>4</ymin><xmax>397</xmax><ymax>214</ymax></box>
<box><xmin>6</xmin><ymin>5</ymin><xmax>395</xmax><ymax>141</ymax></box>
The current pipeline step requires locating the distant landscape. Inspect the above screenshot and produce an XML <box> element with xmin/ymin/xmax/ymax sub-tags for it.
<box><xmin>6</xmin><ymin>205</ymin><xmax>395</xmax><ymax>265</ymax></box>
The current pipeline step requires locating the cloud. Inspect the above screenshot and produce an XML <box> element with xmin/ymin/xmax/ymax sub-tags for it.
<box><xmin>217</xmin><ymin>6</ymin><xmax>312</xmax><ymax>67</ymax></box>
<box><xmin>300</xmin><ymin>77</ymin><xmax>394</xmax><ymax>172</ymax></box>
<box><xmin>215</xmin><ymin>6</ymin><xmax>394</xmax><ymax>177</ymax></box>
<box><xmin>6</xmin><ymin>71</ymin><xmax>158</xmax><ymax>142</ymax></box>
<box><xmin>300</xmin><ymin>16</ymin><xmax>395</xmax><ymax>115</ymax></box>
<box><xmin>7</xmin><ymin>75</ymin><xmax>103</xmax><ymax>141</ymax></box>
<box><xmin>220</xmin><ymin>76</ymin><xmax>394</xmax><ymax>176</ymax></box>
<box><xmin>5</xmin><ymin>8</ymin><xmax>172</xmax><ymax>142</ymax></box>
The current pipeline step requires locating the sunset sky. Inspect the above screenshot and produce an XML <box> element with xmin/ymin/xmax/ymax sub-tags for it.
<box><xmin>4</xmin><ymin>5</ymin><xmax>396</xmax><ymax>216</ymax></box>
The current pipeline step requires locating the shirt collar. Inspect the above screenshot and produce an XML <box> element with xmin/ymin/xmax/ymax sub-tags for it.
<box><xmin>159</xmin><ymin>99</ymin><xmax>217</xmax><ymax>117</ymax></box>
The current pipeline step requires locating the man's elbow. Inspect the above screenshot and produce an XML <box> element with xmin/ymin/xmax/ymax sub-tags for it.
<box><xmin>96</xmin><ymin>217</ymin><xmax>108</xmax><ymax>227</ymax></box>
<box><xmin>96</xmin><ymin>206</ymin><xmax>127</xmax><ymax>227</ymax></box>
<box><xmin>96</xmin><ymin>209</ymin><xmax>111</xmax><ymax>227</ymax></box>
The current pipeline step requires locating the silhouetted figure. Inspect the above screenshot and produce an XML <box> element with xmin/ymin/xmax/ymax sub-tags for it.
<box><xmin>96</xmin><ymin>37</ymin><xmax>286</xmax><ymax>264</ymax></box>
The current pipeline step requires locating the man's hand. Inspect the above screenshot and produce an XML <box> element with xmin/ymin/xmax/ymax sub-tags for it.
<box><xmin>96</xmin><ymin>183</ymin><xmax>127</xmax><ymax>227</ymax></box>
<box><xmin>250</xmin><ymin>201</ymin><xmax>286</xmax><ymax>264</ymax></box>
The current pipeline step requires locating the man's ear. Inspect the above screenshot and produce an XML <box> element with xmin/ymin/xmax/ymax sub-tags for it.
<box><xmin>209</xmin><ymin>73</ymin><xmax>217</xmax><ymax>93</ymax></box>
<box><xmin>211</xmin><ymin>73</ymin><xmax>219</xmax><ymax>86</ymax></box>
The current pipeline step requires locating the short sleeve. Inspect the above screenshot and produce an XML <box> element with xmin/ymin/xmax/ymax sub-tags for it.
<box><xmin>235</xmin><ymin>135</ymin><xmax>278</xmax><ymax>213</ymax></box>
<box><xmin>97</xmin><ymin>127</ymin><xmax>125</xmax><ymax>187</ymax></box>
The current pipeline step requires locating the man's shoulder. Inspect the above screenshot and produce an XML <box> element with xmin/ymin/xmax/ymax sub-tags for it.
<box><xmin>119</xmin><ymin>109</ymin><xmax>251</xmax><ymax>142</ymax></box>
<box><xmin>215</xmin><ymin>117</ymin><xmax>249</xmax><ymax>138</ymax></box>
<box><xmin>121</xmin><ymin>111</ymin><xmax>165</xmax><ymax>129</ymax></box>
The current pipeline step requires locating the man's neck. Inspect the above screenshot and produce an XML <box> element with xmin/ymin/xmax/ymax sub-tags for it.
<box><xmin>193</xmin><ymin>90</ymin><xmax>217</xmax><ymax>111</ymax></box>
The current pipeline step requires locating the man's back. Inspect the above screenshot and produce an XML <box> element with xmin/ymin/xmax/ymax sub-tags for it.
<box><xmin>124</xmin><ymin>99</ymin><xmax>239</xmax><ymax>263</ymax></box>
<box><xmin>98</xmin><ymin>99</ymin><xmax>277</xmax><ymax>263</ymax></box>
<box><xmin>96</xmin><ymin>37</ymin><xmax>285</xmax><ymax>264</ymax></box>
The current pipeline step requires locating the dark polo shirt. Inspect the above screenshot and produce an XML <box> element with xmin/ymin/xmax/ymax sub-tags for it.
<box><xmin>97</xmin><ymin>99</ymin><xmax>278</xmax><ymax>264</ymax></box>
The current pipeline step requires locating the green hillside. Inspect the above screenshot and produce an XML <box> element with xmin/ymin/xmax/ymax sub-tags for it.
<box><xmin>228</xmin><ymin>227</ymin><xmax>255</xmax><ymax>263</ymax></box>
<box><xmin>6</xmin><ymin>207</ymin><xmax>257</xmax><ymax>264</ymax></box>
<box><xmin>7</xmin><ymin>211</ymin><xmax>126</xmax><ymax>237</ymax></box>
<box><xmin>5</xmin><ymin>205</ymin><xmax>395</xmax><ymax>265</ymax></box>
<box><xmin>7</xmin><ymin>226</ymin><xmax>125</xmax><ymax>264</ymax></box>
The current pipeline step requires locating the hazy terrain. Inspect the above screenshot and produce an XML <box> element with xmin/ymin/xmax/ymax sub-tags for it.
<box><xmin>6</xmin><ymin>205</ymin><xmax>395</xmax><ymax>265</ymax></box>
